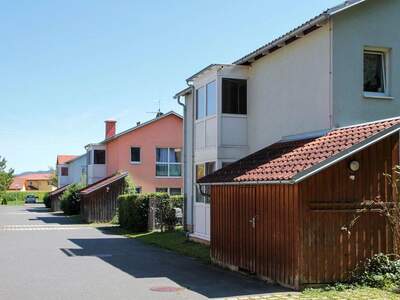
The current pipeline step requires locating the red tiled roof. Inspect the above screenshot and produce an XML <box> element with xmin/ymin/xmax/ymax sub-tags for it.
<box><xmin>57</xmin><ymin>155</ymin><xmax>78</xmax><ymax>165</ymax></box>
<box><xmin>9</xmin><ymin>173</ymin><xmax>53</xmax><ymax>190</ymax></box>
<box><xmin>80</xmin><ymin>172</ymin><xmax>128</xmax><ymax>195</ymax></box>
<box><xmin>198</xmin><ymin>118</ymin><xmax>400</xmax><ymax>184</ymax></box>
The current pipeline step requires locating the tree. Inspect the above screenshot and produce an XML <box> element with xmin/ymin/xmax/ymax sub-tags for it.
<box><xmin>0</xmin><ymin>156</ymin><xmax>14</xmax><ymax>191</ymax></box>
<box><xmin>48</xmin><ymin>166</ymin><xmax>58</xmax><ymax>188</ymax></box>
<box><xmin>343</xmin><ymin>166</ymin><xmax>400</xmax><ymax>254</ymax></box>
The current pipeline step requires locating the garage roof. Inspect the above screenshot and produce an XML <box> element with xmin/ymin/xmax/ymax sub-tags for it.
<box><xmin>198</xmin><ymin>117</ymin><xmax>400</xmax><ymax>185</ymax></box>
<box><xmin>80</xmin><ymin>172</ymin><xmax>128</xmax><ymax>195</ymax></box>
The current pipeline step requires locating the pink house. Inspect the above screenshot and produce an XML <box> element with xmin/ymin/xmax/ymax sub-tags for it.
<box><xmin>86</xmin><ymin>111</ymin><xmax>183</xmax><ymax>195</ymax></box>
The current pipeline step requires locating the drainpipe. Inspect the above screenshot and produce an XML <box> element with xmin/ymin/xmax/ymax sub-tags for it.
<box><xmin>175</xmin><ymin>86</ymin><xmax>195</xmax><ymax>233</ymax></box>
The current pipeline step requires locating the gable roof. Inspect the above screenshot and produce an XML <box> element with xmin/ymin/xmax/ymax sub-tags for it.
<box><xmin>57</xmin><ymin>155</ymin><xmax>79</xmax><ymax>165</ymax></box>
<box><xmin>99</xmin><ymin>111</ymin><xmax>182</xmax><ymax>144</ymax></box>
<box><xmin>234</xmin><ymin>0</ymin><xmax>366</xmax><ymax>65</ymax></box>
<box><xmin>198</xmin><ymin>117</ymin><xmax>400</xmax><ymax>185</ymax></box>
<box><xmin>80</xmin><ymin>172</ymin><xmax>128</xmax><ymax>195</ymax></box>
<box><xmin>9</xmin><ymin>173</ymin><xmax>53</xmax><ymax>191</ymax></box>
<box><xmin>48</xmin><ymin>184</ymin><xmax>71</xmax><ymax>197</ymax></box>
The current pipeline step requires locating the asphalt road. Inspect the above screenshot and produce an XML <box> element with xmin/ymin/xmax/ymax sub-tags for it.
<box><xmin>0</xmin><ymin>204</ymin><xmax>287</xmax><ymax>300</ymax></box>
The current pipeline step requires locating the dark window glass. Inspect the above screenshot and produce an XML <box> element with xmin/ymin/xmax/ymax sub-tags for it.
<box><xmin>170</xmin><ymin>188</ymin><xmax>182</xmax><ymax>196</ymax></box>
<box><xmin>156</xmin><ymin>164</ymin><xmax>168</xmax><ymax>176</ymax></box>
<box><xmin>156</xmin><ymin>148</ymin><xmax>168</xmax><ymax>162</ymax></box>
<box><xmin>131</xmin><ymin>147</ymin><xmax>141</xmax><ymax>162</ymax></box>
<box><xmin>135</xmin><ymin>187</ymin><xmax>142</xmax><ymax>194</ymax></box>
<box><xmin>156</xmin><ymin>187</ymin><xmax>168</xmax><ymax>193</ymax></box>
<box><xmin>364</xmin><ymin>51</ymin><xmax>386</xmax><ymax>93</ymax></box>
<box><xmin>169</xmin><ymin>148</ymin><xmax>181</xmax><ymax>163</ymax></box>
<box><xmin>222</xmin><ymin>78</ymin><xmax>247</xmax><ymax>114</ymax></box>
<box><xmin>196</xmin><ymin>86</ymin><xmax>206</xmax><ymax>119</ymax></box>
<box><xmin>61</xmin><ymin>167</ymin><xmax>68</xmax><ymax>176</ymax></box>
<box><xmin>93</xmin><ymin>150</ymin><xmax>106</xmax><ymax>164</ymax></box>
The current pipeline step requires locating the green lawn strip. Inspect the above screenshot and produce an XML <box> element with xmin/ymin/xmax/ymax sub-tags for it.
<box><xmin>301</xmin><ymin>287</ymin><xmax>399</xmax><ymax>300</ymax></box>
<box><xmin>122</xmin><ymin>229</ymin><xmax>211</xmax><ymax>264</ymax></box>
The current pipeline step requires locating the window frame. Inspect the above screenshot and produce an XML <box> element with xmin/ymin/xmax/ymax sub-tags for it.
<box><xmin>195</xmin><ymin>80</ymin><xmax>217</xmax><ymax>120</ymax></box>
<box><xmin>363</xmin><ymin>47</ymin><xmax>390</xmax><ymax>99</ymax></box>
<box><xmin>155</xmin><ymin>187</ymin><xmax>182</xmax><ymax>195</ymax></box>
<box><xmin>221</xmin><ymin>78</ymin><xmax>247</xmax><ymax>115</ymax></box>
<box><xmin>155</xmin><ymin>147</ymin><xmax>182</xmax><ymax>178</ymax></box>
<box><xmin>195</xmin><ymin>161</ymin><xmax>215</xmax><ymax>204</ymax></box>
<box><xmin>61</xmin><ymin>167</ymin><xmax>69</xmax><ymax>177</ymax></box>
<box><xmin>130</xmin><ymin>147</ymin><xmax>141</xmax><ymax>164</ymax></box>
<box><xmin>93</xmin><ymin>150</ymin><xmax>106</xmax><ymax>165</ymax></box>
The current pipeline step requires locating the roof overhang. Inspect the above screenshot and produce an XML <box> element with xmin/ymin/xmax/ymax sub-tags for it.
<box><xmin>186</xmin><ymin>64</ymin><xmax>236</xmax><ymax>83</ymax></box>
<box><xmin>174</xmin><ymin>87</ymin><xmax>192</xmax><ymax>99</ymax></box>
<box><xmin>80</xmin><ymin>172</ymin><xmax>128</xmax><ymax>195</ymax></box>
<box><xmin>198</xmin><ymin>122</ymin><xmax>400</xmax><ymax>186</ymax></box>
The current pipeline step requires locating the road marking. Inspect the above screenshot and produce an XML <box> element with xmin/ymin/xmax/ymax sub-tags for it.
<box><xmin>0</xmin><ymin>225</ymin><xmax>93</xmax><ymax>231</ymax></box>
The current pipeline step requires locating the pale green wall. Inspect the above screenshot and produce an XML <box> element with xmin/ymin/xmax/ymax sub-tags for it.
<box><xmin>332</xmin><ymin>0</ymin><xmax>400</xmax><ymax>127</ymax></box>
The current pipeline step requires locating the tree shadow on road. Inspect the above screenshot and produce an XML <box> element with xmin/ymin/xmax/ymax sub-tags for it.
<box><xmin>61</xmin><ymin>237</ymin><xmax>288</xmax><ymax>299</ymax></box>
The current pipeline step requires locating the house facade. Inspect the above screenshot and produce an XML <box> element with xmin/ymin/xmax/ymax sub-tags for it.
<box><xmin>56</xmin><ymin>154</ymin><xmax>87</xmax><ymax>188</ymax></box>
<box><xmin>175</xmin><ymin>0</ymin><xmax>400</xmax><ymax>241</ymax></box>
<box><xmin>9</xmin><ymin>173</ymin><xmax>54</xmax><ymax>192</ymax></box>
<box><xmin>86</xmin><ymin>112</ymin><xmax>183</xmax><ymax>194</ymax></box>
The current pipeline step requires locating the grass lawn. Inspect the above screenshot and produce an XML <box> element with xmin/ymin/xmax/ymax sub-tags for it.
<box><xmin>121</xmin><ymin>228</ymin><xmax>211</xmax><ymax>264</ymax></box>
<box><xmin>300</xmin><ymin>287</ymin><xmax>400</xmax><ymax>299</ymax></box>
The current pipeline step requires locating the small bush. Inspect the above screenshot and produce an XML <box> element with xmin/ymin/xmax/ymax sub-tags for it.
<box><xmin>155</xmin><ymin>194</ymin><xmax>177</xmax><ymax>232</ymax></box>
<box><xmin>0</xmin><ymin>191</ymin><xmax>47</xmax><ymax>204</ymax></box>
<box><xmin>1</xmin><ymin>198</ymin><xmax>7</xmax><ymax>205</ymax></box>
<box><xmin>118</xmin><ymin>193</ymin><xmax>149</xmax><ymax>232</ymax></box>
<box><xmin>170</xmin><ymin>195</ymin><xmax>184</xmax><ymax>210</ymax></box>
<box><xmin>43</xmin><ymin>193</ymin><xmax>51</xmax><ymax>208</ymax></box>
<box><xmin>60</xmin><ymin>184</ymin><xmax>83</xmax><ymax>215</ymax></box>
<box><xmin>350</xmin><ymin>253</ymin><xmax>400</xmax><ymax>288</ymax></box>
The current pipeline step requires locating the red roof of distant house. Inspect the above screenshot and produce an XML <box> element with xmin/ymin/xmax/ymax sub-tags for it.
<box><xmin>199</xmin><ymin>117</ymin><xmax>400</xmax><ymax>184</ymax></box>
<box><xmin>80</xmin><ymin>172</ymin><xmax>128</xmax><ymax>195</ymax></box>
<box><xmin>57</xmin><ymin>155</ymin><xmax>79</xmax><ymax>165</ymax></box>
<box><xmin>9</xmin><ymin>173</ymin><xmax>53</xmax><ymax>190</ymax></box>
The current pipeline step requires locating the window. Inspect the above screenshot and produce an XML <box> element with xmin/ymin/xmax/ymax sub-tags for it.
<box><xmin>135</xmin><ymin>187</ymin><xmax>142</xmax><ymax>194</ymax></box>
<box><xmin>61</xmin><ymin>167</ymin><xmax>68</xmax><ymax>176</ymax></box>
<box><xmin>196</xmin><ymin>86</ymin><xmax>206</xmax><ymax>119</ymax></box>
<box><xmin>206</xmin><ymin>81</ymin><xmax>216</xmax><ymax>116</ymax></box>
<box><xmin>196</xmin><ymin>162</ymin><xmax>215</xmax><ymax>203</ymax></box>
<box><xmin>130</xmin><ymin>147</ymin><xmax>141</xmax><ymax>163</ymax></box>
<box><xmin>155</xmin><ymin>187</ymin><xmax>181</xmax><ymax>195</ymax></box>
<box><xmin>196</xmin><ymin>81</ymin><xmax>216</xmax><ymax>120</ymax></box>
<box><xmin>364</xmin><ymin>49</ymin><xmax>388</xmax><ymax>96</ymax></box>
<box><xmin>169</xmin><ymin>188</ymin><xmax>182</xmax><ymax>196</ymax></box>
<box><xmin>222</xmin><ymin>78</ymin><xmax>247</xmax><ymax>114</ymax></box>
<box><xmin>156</xmin><ymin>148</ymin><xmax>182</xmax><ymax>177</ymax></box>
<box><xmin>93</xmin><ymin>150</ymin><xmax>106</xmax><ymax>164</ymax></box>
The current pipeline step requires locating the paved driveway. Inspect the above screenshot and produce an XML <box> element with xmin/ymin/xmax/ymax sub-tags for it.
<box><xmin>0</xmin><ymin>204</ymin><xmax>289</xmax><ymax>300</ymax></box>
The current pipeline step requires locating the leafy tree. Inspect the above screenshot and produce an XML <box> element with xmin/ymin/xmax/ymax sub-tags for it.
<box><xmin>0</xmin><ymin>156</ymin><xmax>14</xmax><ymax>191</ymax></box>
<box><xmin>48</xmin><ymin>166</ymin><xmax>58</xmax><ymax>188</ymax></box>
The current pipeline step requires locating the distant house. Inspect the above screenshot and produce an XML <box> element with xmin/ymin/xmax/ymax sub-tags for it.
<box><xmin>56</xmin><ymin>154</ymin><xmax>87</xmax><ymax>188</ymax></box>
<box><xmin>9</xmin><ymin>173</ymin><xmax>55</xmax><ymax>192</ymax></box>
<box><xmin>85</xmin><ymin>111</ymin><xmax>183</xmax><ymax>194</ymax></box>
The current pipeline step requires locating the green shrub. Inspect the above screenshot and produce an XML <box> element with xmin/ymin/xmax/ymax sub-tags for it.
<box><xmin>170</xmin><ymin>195</ymin><xmax>184</xmax><ymax>210</ymax></box>
<box><xmin>0</xmin><ymin>191</ymin><xmax>47</xmax><ymax>204</ymax></box>
<box><xmin>60</xmin><ymin>184</ymin><xmax>83</xmax><ymax>215</ymax></box>
<box><xmin>155</xmin><ymin>194</ymin><xmax>177</xmax><ymax>232</ymax></box>
<box><xmin>43</xmin><ymin>192</ymin><xmax>51</xmax><ymax>208</ymax></box>
<box><xmin>1</xmin><ymin>198</ymin><xmax>7</xmax><ymax>205</ymax></box>
<box><xmin>118</xmin><ymin>193</ymin><xmax>149</xmax><ymax>232</ymax></box>
<box><xmin>350</xmin><ymin>253</ymin><xmax>400</xmax><ymax>288</ymax></box>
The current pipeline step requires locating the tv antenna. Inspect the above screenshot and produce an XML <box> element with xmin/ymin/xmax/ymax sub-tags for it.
<box><xmin>146</xmin><ymin>100</ymin><xmax>163</xmax><ymax>117</ymax></box>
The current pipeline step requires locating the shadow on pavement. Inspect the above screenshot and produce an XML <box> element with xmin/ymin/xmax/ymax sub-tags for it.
<box><xmin>29</xmin><ymin>215</ymin><xmax>84</xmax><ymax>225</ymax></box>
<box><xmin>61</xmin><ymin>237</ymin><xmax>288</xmax><ymax>299</ymax></box>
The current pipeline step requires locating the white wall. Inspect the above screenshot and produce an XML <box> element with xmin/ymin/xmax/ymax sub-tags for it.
<box><xmin>67</xmin><ymin>154</ymin><xmax>87</xmax><ymax>186</ymax></box>
<box><xmin>247</xmin><ymin>24</ymin><xmax>332</xmax><ymax>153</ymax></box>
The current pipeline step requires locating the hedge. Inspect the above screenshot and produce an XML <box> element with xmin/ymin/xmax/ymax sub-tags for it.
<box><xmin>118</xmin><ymin>193</ymin><xmax>149</xmax><ymax>232</ymax></box>
<box><xmin>0</xmin><ymin>191</ymin><xmax>48</xmax><ymax>204</ymax></box>
<box><xmin>60</xmin><ymin>184</ymin><xmax>82</xmax><ymax>215</ymax></box>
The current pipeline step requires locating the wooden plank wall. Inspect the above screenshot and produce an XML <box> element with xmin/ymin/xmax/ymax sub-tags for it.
<box><xmin>299</xmin><ymin>134</ymin><xmax>399</xmax><ymax>285</ymax></box>
<box><xmin>80</xmin><ymin>179</ymin><xmax>125</xmax><ymax>223</ymax></box>
<box><xmin>211</xmin><ymin>184</ymin><xmax>300</xmax><ymax>289</ymax></box>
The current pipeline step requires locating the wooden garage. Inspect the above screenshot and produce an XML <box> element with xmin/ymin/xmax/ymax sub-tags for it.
<box><xmin>80</xmin><ymin>172</ymin><xmax>127</xmax><ymax>223</ymax></box>
<box><xmin>49</xmin><ymin>184</ymin><xmax>71</xmax><ymax>212</ymax></box>
<box><xmin>198</xmin><ymin>118</ymin><xmax>400</xmax><ymax>290</ymax></box>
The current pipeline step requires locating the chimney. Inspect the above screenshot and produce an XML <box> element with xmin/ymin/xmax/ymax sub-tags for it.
<box><xmin>105</xmin><ymin>120</ymin><xmax>117</xmax><ymax>139</ymax></box>
<box><xmin>136</xmin><ymin>121</ymin><xmax>141</xmax><ymax>126</ymax></box>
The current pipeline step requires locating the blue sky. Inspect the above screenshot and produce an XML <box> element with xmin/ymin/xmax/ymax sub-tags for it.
<box><xmin>0</xmin><ymin>0</ymin><xmax>340</xmax><ymax>173</ymax></box>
